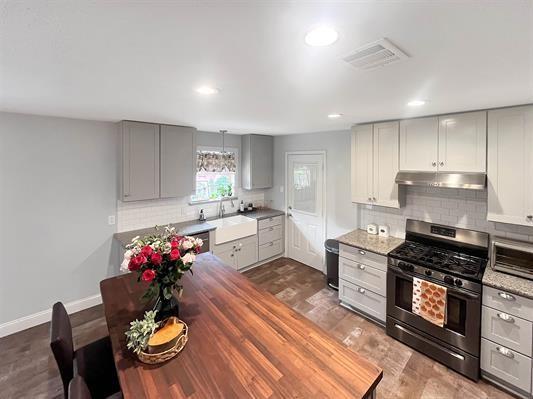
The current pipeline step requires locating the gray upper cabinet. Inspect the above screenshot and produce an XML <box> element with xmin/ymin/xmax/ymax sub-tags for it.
<box><xmin>120</xmin><ymin>121</ymin><xmax>160</xmax><ymax>202</ymax></box>
<box><xmin>160</xmin><ymin>125</ymin><xmax>197</xmax><ymax>198</ymax></box>
<box><xmin>242</xmin><ymin>134</ymin><xmax>273</xmax><ymax>190</ymax></box>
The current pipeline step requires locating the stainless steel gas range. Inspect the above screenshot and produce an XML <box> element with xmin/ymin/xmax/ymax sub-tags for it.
<box><xmin>386</xmin><ymin>219</ymin><xmax>489</xmax><ymax>381</ymax></box>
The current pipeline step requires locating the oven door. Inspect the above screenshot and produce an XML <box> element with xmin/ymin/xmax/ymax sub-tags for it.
<box><xmin>387</xmin><ymin>266</ymin><xmax>481</xmax><ymax>356</ymax></box>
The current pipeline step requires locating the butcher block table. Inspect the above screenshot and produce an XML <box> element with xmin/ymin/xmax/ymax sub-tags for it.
<box><xmin>100</xmin><ymin>253</ymin><xmax>382</xmax><ymax>398</ymax></box>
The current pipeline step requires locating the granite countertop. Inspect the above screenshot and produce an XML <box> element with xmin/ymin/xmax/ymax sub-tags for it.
<box><xmin>335</xmin><ymin>229</ymin><xmax>404</xmax><ymax>256</ymax></box>
<box><xmin>114</xmin><ymin>208</ymin><xmax>285</xmax><ymax>247</ymax></box>
<box><xmin>483</xmin><ymin>267</ymin><xmax>533</xmax><ymax>300</ymax></box>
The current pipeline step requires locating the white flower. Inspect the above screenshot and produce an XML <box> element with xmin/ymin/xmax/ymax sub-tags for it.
<box><xmin>194</xmin><ymin>238</ymin><xmax>204</xmax><ymax>247</ymax></box>
<box><xmin>182</xmin><ymin>252</ymin><xmax>196</xmax><ymax>264</ymax></box>
<box><xmin>124</xmin><ymin>249</ymin><xmax>133</xmax><ymax>260</ymax></box>
<box><xmin>162</xmin><ymin>242</ymin><xmax>171</xmax><ymax>254</ymax></box>
<box><xmin>120</xmin><ymin>258</ymin><xmax>130</xmax><ymax>273</ymax></box>
<box><xmin>131</xmin><ymin>236</ymin><xmax>140</xmax><ymax>243</ymax></box>
<box><xmin>181</xmin><ymin>239</ymin><xmax>193</xmax><ymax>250</ymax></box>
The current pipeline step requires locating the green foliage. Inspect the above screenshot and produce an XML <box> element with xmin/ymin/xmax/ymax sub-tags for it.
<box><xmin>125</xmin><ymin>310</ymin><xmax>159</xmax><ymax>354</ymax></box>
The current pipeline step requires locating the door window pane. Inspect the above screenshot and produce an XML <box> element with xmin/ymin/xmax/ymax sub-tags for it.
<box><xmin>293</xmin><ymin>163</ymin><xmax>318</xmax><ymax>213</ymax></box>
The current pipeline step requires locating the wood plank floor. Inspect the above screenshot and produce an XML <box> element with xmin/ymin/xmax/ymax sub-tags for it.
<box><xmin>0</xmin><ymin>257</ymin><xmax>513</xmax><ymax>399</ymax></box>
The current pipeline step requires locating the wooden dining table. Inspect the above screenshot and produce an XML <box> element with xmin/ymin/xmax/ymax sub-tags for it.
<box><xmin>100</xmin><ymin>253</ymin><xmax>382</xmax><ymax>398</ymax></box>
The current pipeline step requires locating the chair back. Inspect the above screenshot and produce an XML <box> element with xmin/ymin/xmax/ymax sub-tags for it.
<box><xmin>50</xmin><ymin>302</ymin><xmax>74</xmax><ymax>398</ymax></box>
<box><xmin>69</xmin><ymin>376</ymin><xmax>92</xmax><ymax>399</ymax></box>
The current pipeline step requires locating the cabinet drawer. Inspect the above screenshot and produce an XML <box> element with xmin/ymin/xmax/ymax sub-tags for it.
<box><xmin>258</xmin><ymin>216</ymin><xmax>282</xmax><ymax>230</ymax></box>
<box><xmin>212</xmin><ymin>234</ymin><xmax>257</xmax><ymax>254</ymax></box>
<box><xmin>339</xmin><ymin>279</ymin><xmax>386</xmax><ymax>322</ymax></box>
<box><xmin>483</xmin><ymin>285</ymin><xmax>533</xmax><ymax>321</ymax></box>
<box><xmin>339</xmin><ymin>257</ymin><xmax>386</xmax><ymax>296</ymax></box>
<box><xmin>258</xmin><ymin>239</ymin><xmax>283</xmax><ymax>261</ymax></box>
<box><xmin>258</xmin><ymin>225</ymin><xmax>282</xmax><ymax>245</ymax></box>
<box><xmin>339</xmin><ymin>243</ymin><xmax>387</xmax><ymax>272</ymax></box>
<box><xmin>481</xmin><ymin>338</ymin><xmax>532</xmax><ymax>393</ymax></box>
<box><xmin>482</xmin><ymin>305</ymin><xmax>532</xmax><ymax>356</ymax></box>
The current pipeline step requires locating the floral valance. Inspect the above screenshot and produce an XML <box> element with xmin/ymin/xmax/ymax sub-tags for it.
<box><xmin>196</xmin><ymin>151</ymin><xmax>236</xmax><ymax>173</ymax></box>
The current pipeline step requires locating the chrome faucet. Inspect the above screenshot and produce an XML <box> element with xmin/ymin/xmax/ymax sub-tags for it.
<box><xmin>218</xmin><ymin>197</ymin><xmax>226</xmax><ymax>218</ymax></box>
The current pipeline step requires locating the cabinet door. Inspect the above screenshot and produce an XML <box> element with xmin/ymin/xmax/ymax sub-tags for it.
<box><xmin>373</xmin><ymin>121</ymin><xmax>400</xmax><ymax>208</ymax></box>
<box><xmin>351</xmin><ymin>124</ymin><xmax>373</xmax><ymax>205</ymax></box>
<box><xmin>251</xmin><ymin>135</ymin><xmax>273</xmax><ymax>189</ymax></box>
<box><xmin>214</xmin><ymin>248</ymin><xmax>236</xmax><ymax>269</ymax></box>
<box><xmin>160</xmin><ymin>125</ymin><xmax>197</xmax><ymax>198</ymax></box>
<box><xmin>121</xmin><ymin>121</ymin><xmax>160</xmax><ymax>201</ymax></box>
<box><xmin>399</xmin><ymin>117</ymin><xmax>439</xmax><ymax>171</ymax></box>
<box><xmin>438</xmin><ymin>111</ymin><xmax>487</xmax><ymax>172</ymax></box>
<box><xmin>487</xmin><ymin>106</ymin><xmax>533</xmax><ymax>226</ymax></box>
<box><xmin>236</xmin><ymin>238</ymin><xmax>258</xmax><ymax>270</ymax></box>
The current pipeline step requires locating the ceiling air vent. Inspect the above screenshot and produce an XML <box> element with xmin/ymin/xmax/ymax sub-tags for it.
<box><xmin>343</xmin><ymin>38</ymin><xmax>408</xmax><ymax>71</ymax></box>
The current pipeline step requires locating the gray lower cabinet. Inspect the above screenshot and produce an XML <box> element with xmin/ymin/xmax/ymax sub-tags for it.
<box><xmin>212</xmin><ymin>235</ymin><xmax>258</xmax><ymax>270</ymax></box>
<box><xmin>120</xmin><ymin>121</ymin><xmax>160</xmax><ymax>201</ymax></box>
<box><xmin>481</xmin><ymin>286</ymin><xmax>533</xmax><ymax>398</ymax></box>
<box><xmin>257</xmin><ymin>216</ymin><xmax>284</xmax><ymax>262</ymax></box>
<box><xmin>338</xmin><ymin>243</ymin><xmax>387</xmax><ymax>324</ymax></box>
<box><xmin>242</xmin><ymin>134</ymin><xmax>273</xmax><ymax>190</ymax></box>
<box><xmin>160</xmin><ymin>125</ymin><xmax>196</xmax><ymax>198</ymax></box>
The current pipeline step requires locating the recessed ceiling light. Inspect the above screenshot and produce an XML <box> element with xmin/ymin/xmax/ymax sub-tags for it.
<box><xmin>305</xmin><ymin>27</ymin><xmax>338</xmax><ymax>46</ymax></box>
<box><xmin>407</xmin><ymin>100</ymin><xmax>426</xmax><ymax>107</ymax></box>
<box><xmin>195</xmin><ymin>86</ymin><xmax>219</xmax><ymax>95</ymax></box>
<box><xmin>328</xmin><ymin>113</ymin><xmax>343</xmax><ymax>119</ymax></box>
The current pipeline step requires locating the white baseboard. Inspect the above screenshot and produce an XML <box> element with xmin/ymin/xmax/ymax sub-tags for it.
<box><xmin>0</xmin><ymin>294</ymin><xmax>102</xmax><ymax>338</ymax></box>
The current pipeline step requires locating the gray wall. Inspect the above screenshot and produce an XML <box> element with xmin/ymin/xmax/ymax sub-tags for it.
<box><xmin>267</xmin><ymin>130</ymin><xmax>358</xmax><ymax>239</ymax></box>
<box><xmin>0</xmin><ymin>112</ymin><xmax>118</xmax><ymax>324</ymax></box>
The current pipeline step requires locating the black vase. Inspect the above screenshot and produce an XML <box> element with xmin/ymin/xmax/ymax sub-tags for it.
<box><xmin>153</xmin><ymin>287</ymin><xmax>179</xmax><ymax>322</ymax></box>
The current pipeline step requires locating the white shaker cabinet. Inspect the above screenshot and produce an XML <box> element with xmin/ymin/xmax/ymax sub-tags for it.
<box><xmin>351</xmin><ymin>122</ymin><xmax>400</xmax><ymax>208</ymax></box>
<box><xmin>487</xmin><ymin>106</ymin><xmax>533</xmax><ymax>226</ymax></box>
<box><xmin>399</xmin><ymin>117</ymin><xmax>439</xmax><ymax>172</ymax></box>
<box><xmin>438</xmin><ymin>111</ymin><xmax>487</xmax><ymax>173</ymax></box>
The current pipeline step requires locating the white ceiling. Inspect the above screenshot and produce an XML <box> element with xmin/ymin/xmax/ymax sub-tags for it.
<box><xmin>1</xmin><ymin>1</ymin><xmax>532</xmax><ymax>134</ymax></box>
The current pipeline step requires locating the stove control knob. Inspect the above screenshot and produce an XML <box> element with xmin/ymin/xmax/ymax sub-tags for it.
<box><xmin>398</xmin><ymin>262</ymin><xmax>413</xmax><ymax>272</ymax></box>
<box><xmin>425</xmin><ymin>269</ymin><xmax>432</xmax><ymax>277</ymax></box>
<box><xmin>455</xmin><ymin>279</ymin><xmax>463</xmax><ymax>287</ymax></box>
<box><xmin>444</xmin><ymin>275</ymin><xmax>455</xmax><ymax>285</ymax></box>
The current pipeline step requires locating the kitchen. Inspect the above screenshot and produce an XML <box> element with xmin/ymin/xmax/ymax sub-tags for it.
<box><xmin>1</xmin><ymin>1</ymin><xmax>533</xmax><ymax>399</ymax></box>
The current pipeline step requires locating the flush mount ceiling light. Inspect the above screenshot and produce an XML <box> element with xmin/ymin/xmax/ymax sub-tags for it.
<box><xmin>407</xmin><ymin>100</ymin><xmax>426</xmax><ymax>107</ymax></box>
<box><xmin>328</xmin><ymin>113</ymin><xmax>343</xmax><ymax>119</ymax></box>
<box><xmin>305</xmin><ymin>27</ymin><xmax>338</xmax><ymax>46</ymax></box>
<box><xmin>195</xmin><ymin>86</ymin><xmax>219</xmax><ymax>95</ymax></box>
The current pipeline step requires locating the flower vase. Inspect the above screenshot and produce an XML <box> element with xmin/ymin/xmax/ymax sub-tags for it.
<box><xmin>153</xmin><ymin>287</ymin><xmax>179</xmax><ymax>322</ymax></box>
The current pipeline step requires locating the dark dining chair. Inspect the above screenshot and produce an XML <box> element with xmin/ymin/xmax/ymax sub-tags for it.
<box><xmin>50</xmin><ymin>302</ymin><xmax>121</xmax><ymax>399</ymax></box>
<box><xmin>69</xmin><ymin>376</ymin><xmax>123</xmax><ymax>399</ymax></box>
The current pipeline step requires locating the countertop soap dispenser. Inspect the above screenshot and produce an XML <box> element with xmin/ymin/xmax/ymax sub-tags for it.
<box><xmin>199</xmin><ymin>209</ymin><xmax>206</xmax><ymax>221</ymax></box>
<box><xmin>239</xmin><ymin>200</ymin><xmax>245</xmax><ymax>212</ymax></box>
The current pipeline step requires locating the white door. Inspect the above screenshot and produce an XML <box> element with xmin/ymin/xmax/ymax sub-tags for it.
<box><xmin>399</xmin><ymin>117</ymin><xmax>439</xmax><ymax>171</ymax></box>
<box><xmin>373</xmin><ymin>121</ymin><xmax>400</xmax><ymax>208</ymax></box>
<box><xmin>438</xmin><ymin>111</ymin><xmax>487</xmax><ymax>173</ymax></box>
<box><xmin>351</xmin><ymin>124</ymin><xmax>373</xmax><ymax>205</ymax></box>
<box><xmin>286</xmin><ymin>153</ymin><xmax>325</xmax><ymax>271</ymax></box>
<box><xmin>487</xmin><ymin>106</ymin><xmax>533</xmax><ymax>226</ymax></box>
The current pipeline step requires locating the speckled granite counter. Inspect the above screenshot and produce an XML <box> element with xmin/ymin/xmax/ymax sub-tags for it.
<box><xmin>483</xmin><ymin>267</ymin><xmax>533</xmax><ymax>300</ymax></box>
<box><xmin>114</xmin><ymin>209</ymin><xmax>285</xmax><ymax>247</ymax></box>
<box><xmin>335</xmin><ymin>229</ymin><xmax>404</xmax><ymax>256</ymax></box>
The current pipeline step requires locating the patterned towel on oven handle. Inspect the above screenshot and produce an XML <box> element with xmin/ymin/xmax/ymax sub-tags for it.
<box><xmin>412</xmin><ymin>277</ymin><xmax>447</xmax><ymax>327</ymax></box>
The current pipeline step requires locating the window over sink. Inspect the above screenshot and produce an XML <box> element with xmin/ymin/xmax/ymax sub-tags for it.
<box><xmin>190</xmin><ymin>150</ymin><xmax>237</xmax><ymax>202</ymax></box>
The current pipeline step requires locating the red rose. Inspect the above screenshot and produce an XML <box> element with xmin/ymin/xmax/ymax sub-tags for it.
<box><xmin>141</xmin><ymin>245</ymin><xmax>153</xmax><ymax>257</ymax></box>
<box><xmin>151</xmin><ymin>252</ymin><xmax>163</xmax><ymax>265</ymax></box>
<box><xmin>170</xmin><ymin>248</ymin><xmax>181</xmax><ymax>261</ymax></box>
<box><xmin>128</xmin><ymin>257</ymin><xmax>141</xmax><ymax>271</ymax></box>
<box><xmin>141</xmin><ymin>269</ymin><xmax>156</xmax><ymax>282</ymax></box>
<box><xmin>195</xmin><ymin>246</ymin><xmax>201</xmax><ymax>254</ymax></box>
<box><xmin>171</xmin><ymin>240</ymin><xmax>179</xmax><ymax>249</ymax></box>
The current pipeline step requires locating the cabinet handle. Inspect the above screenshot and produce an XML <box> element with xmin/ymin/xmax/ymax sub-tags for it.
<box><xmin>527</xmin><ymin>215</ymin><xmax>533</xmax><ymax>220</ymax></box>
<box><xmin>498</xmin><ymin>292</ymin><xmax>515</xmax><ymax>301</ymax></box>
<box><xmin>439</xmin><ymin>161</ymin><xmax>444</xmax><ymax>166</ymax></box>
<box><xmin>269</xmin><ymin>227</ymin><xmax>274</xmax><ymax>231</ymax></box>
<box><xmin>358</xmin><ymin>288</ymin><xmax>366</xmax><ymax>294</ymax></box>
<box><xmin>358</xmin><ymin>264</ymin><xmax>366</xmax><ymax>270</ymax></box>
<box><xmin>496</xmin><ymin>346</ymin><xmax>515</xmax><ymax>359</ymax></box>
<box><xmin>432</xmin><ymin>162</ymin><xmax>437</xmax><ymax>167</ymax></box>
<box><xmin>372</xmin><ymin>197</ymin><xmax>376</xmax><ymax>201</ymax></box>
<box><xmin>359</xmin><ymin>250</ymin><xmax>366</xmax><ymax>255</ymax></box>
<box><xmin>367</xmin><ymin>197</ymin><xmax>372</xmax><ymax>202</ymax></box>
<box><xmin>497</xmin><ymin>312</ymin><xmax>515</xmax><ymax>323</ymax></box>
<box><xmin>269</xmin><ymin>242</ymin><xmax>274</xmax><ymax>247</ymax></box>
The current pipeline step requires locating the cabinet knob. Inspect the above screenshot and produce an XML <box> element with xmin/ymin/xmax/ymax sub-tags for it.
<box><xmin>358</xmin><ymin>288</ymin><xmax>366</xmax><ymax>294</ymax></box>
<box><xmin>367</xmin><ymin>197</ymin><xmax>372</xmax><ymax>202</ymax></box>
<box><xmin>432</xmin><ymin>162</ymin><xmax>437</xmax><ymax>167</ymax></box>
<box><xmin>527</xmin><ymin>215</ymin><xmax>533</xmax><ymax>220</ymax></box>
<box><xmin>439</xmin><ymin>161</ymin><xmax>444</xmax><ymax>166</ymax></box>
<box><xmin>358</xmin><ymin>264</ymin><xmax>366</xmax><ymax>270</ymax></box>
<box><xmin>372</xmin><ymin>197</ymin><xmax>376</xmax><ymax>201</ymax></box>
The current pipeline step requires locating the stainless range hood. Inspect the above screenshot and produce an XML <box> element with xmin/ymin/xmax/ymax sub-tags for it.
<box><xmin>395</xmin><ymin>171</ymin><xmax>486</xmax><ymax>190</ymax></box>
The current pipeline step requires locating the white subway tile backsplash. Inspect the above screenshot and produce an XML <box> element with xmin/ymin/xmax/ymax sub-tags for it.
<box><xmin>359</xmin><ymin>186</ymin><xmax>533</xmax><ymax>241</ymax></box>
<box><xmin>117</xmin><ymin>188</ymin><xmax>266</xmax><ymax>232</ymax></box>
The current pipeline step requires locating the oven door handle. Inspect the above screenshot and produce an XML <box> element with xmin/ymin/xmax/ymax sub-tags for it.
<box><xmin>389</xmin><ymin>266</ymin><xmax>480</xmax><ymax>300</ymax></box>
